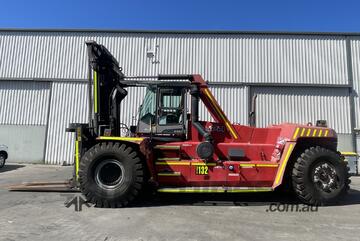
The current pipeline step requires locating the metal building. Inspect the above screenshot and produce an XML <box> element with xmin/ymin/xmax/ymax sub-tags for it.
<box><xmin>0</xmin><ymin>29</ymin><xmax>359</xmax><ymax>165</ymax></box>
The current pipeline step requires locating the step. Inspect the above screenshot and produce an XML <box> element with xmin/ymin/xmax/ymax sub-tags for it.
<box><xmin>154</xmin><ymin>145</ymin><xmax>180</xmax><ymax>150</ymax></box>
<box><xmin>155</xmin><ymin>161</ymin><xmax>190</xmax><ymax>166</ymax></box>
<box><xmin>157</xmin><ymin>172</ymin><xmax>182</xmax><ymax>177</ymax></box>
<box><xmin>157</xmin><ymin>186</ymin><xmax>273</xmax><ymax>193</ymax></box>
<box><xmin>157</xmin><ymin>157</ymin><xmax>181</xmax><ymax>161</ymax></box>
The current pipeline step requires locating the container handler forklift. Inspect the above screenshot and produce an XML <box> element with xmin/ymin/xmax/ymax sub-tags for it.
<box><xmin>34</xmin><ymin>41</ymin><xmax>353</xmax><ymax>207</ymax></box>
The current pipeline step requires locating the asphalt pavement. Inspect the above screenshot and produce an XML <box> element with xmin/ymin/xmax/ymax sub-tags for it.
<box><xmin>0</xmin><ymin>164</ymin><xmax>359</xmax><ymax>241</ymax></box>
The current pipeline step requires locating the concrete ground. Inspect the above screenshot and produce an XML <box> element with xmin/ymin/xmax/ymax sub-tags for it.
<box><xmin>0</xmin><ymin>164</ymin><xmax>359</xmax><ymax>241</ymax></box>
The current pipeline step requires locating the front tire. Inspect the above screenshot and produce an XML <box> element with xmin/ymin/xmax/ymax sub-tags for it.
<box><xmin>79</xmin><ymin>142</ymin><xmax>144</xmax><ymax>208</ymax></box>
<box><xmin>292</xmin><ymin>146</ymin><xmax>350</xmax><ymax>206</ymax></box>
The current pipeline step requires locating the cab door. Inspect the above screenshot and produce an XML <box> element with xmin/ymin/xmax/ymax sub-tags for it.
<box><xmin>155</xmin><ymin>87</ymin><xmax>186</xmax><ymax>137</ymax></box>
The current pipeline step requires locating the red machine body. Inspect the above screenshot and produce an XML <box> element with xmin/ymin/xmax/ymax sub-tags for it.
<box><xmin>76</xmin><ymin>41</ymin><xmax>345</xmax><ymax>207</ymax></box>
<box><xmin>111</xmin><ymin>75</ymin><xmax>336</xmax><ymax>192</ymax></box>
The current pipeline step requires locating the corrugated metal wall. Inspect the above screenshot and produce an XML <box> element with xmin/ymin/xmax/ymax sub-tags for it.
<box><xmin>0</xmin><ymin>32</ymin><xmax>349</xmax><ymax>85</ymax></box>
<box><xmin>154</xmin><ymin>35</ymin><xmax>348</xmax><ymax>85</ymax></box>
<box><xmin>0</xmin><ymin>81</ymin><xmax>50</xmax><ymax>125</ymax></box>
<box><xmin>0</xmin><ymin>30</ymin><xmax>358</xmax><ymax>164</ymax></box>
<box><xmin>45</xmin><ymin>82</ymin><xmax>88</xmax><ymax>164</ymax></box>
<box><xmin>253</xmin><ymin>87</ymin><xmax>351</xmax><ymax>134</ymax></box>
<box><xmin>200</xmin><ymin>86</ymin><xmax>248</xmax><ymax>124</ymax></box>
<box><xmin>119</xmin><ymin>86</ymin><xmax>147</xmax><ymax>129</ymax></box>
<box><xmin>350</xmin><ymin>38</ymin><xmax>360</xmax><ymax>129</ymax></box>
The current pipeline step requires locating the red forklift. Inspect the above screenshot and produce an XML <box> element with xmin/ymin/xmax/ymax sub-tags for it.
<box><xmin>64</xmin><ymin>41</ymin><xmax>349</xmax><ymax>208</ymax></box>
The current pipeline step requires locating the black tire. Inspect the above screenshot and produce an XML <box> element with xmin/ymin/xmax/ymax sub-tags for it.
<box><xmin>79</xmin><ymin>142</ymin><xmax>144</xmax><ymax>208</ymax></box>
<box><xmin>0</xmin><ymin>154</ymin><xmax>6</xmax><ymax>168</ymax></box>
<box><xmin>292</xmin><ymin>146</ymin><xmax>350</xmax><ymax>206</ymax></box>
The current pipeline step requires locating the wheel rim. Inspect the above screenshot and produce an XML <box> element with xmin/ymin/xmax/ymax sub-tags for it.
<box><xmin>94</xmin><ymin>159</ymin><xmax>125</xmax><ymax>189</ymax></box>
<box><xmin>312</xmin><ymin>161</ymin><xmax>340</xmax><ymax>193</ymax></box>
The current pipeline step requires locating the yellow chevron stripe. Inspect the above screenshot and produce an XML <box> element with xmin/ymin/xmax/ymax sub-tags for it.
<box><xmin>275</xmin><ymin>143</ymin><xmax>294</xmax><ymax>185</ymax></box>
<box><xmin>306</xmin><ymin>129</ymin><xmax>311</xmax><ymax>137</ymax></box>
<box><xmin>300</xmin><ymin>128</ymin><xmax>306</xmax><ymax>137</ymax></box>
<box><xmin>312</xmin><ymin>129</ymin><xmax>317</xmax><ymax>137</ymax></box>
<box><xmin>292</xmin><ymin>128</ymin><xmax>300</xmax><ymax>139</ymax></box>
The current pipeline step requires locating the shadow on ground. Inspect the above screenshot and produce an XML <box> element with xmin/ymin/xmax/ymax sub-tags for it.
<box><xmin>0</xmin><ymin>164</ymin><xmax>25</xmax><ymax>173</ymax></box>
<box><xmin>126</xmin><ymin>186</ymin><xmax>360</xmax><ymax>208</ymax></box>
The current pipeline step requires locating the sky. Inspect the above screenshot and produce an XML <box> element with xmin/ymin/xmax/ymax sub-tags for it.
<box><xmin>0</xmin><ymin>0</ymin><xmax>359</xmax><ymax>33</ymax></box>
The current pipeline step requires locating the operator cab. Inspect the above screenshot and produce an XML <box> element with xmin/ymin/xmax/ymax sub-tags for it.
<box><xmin>136</xmin><ymin>82</ymin><xmax>189</xmax><ymax>139</ymax></box>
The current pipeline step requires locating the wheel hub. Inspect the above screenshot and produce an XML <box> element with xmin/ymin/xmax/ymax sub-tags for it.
<box><xmin>94</xmin><ymin>159</ymin><xmax>124</xmax><ymax>189</ymax></box>
<box><xmin>312</xmin><ymin>162</ymin><xmax>339</xmax><ymax>193</ymax></box>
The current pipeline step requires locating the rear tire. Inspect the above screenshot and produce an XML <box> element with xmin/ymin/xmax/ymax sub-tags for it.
<box><xmin>79</xmin><ymin>142</ymin><xmax>144</xmax><ymax>208</ymax></box>
<box><xmin>292</xmin><ymin>146</ymin><xmax>350</xmax><ymax>206</ymax></box>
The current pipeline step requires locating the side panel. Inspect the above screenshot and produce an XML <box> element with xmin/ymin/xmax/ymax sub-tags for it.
<box><xmin>154</xmin><ymin>140</ymin><xmax>281</xmax><ymax>188</ymax></box>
